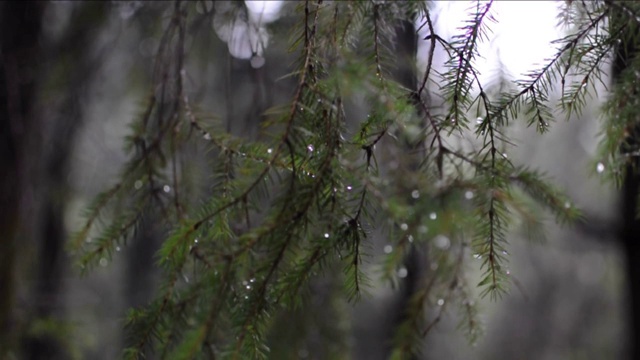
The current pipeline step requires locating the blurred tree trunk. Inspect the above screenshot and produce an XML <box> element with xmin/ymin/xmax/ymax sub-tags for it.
<box><xmin>612</xmin><ymin>16</ymin><xmax>640</xmax><ymax>360</ymax></box>
<box><xmin>0</xmin><ymin>2</ymin><xmax>45</xmax><ymax>356</ymax></box>
<box><xmin>0</xmin><ymin>2</ymin><xmax>108</xmax><ymax>358</ymax></box>
<box><xmin>386</xmin><ymin>17</ymin><xmax>427</xmax><ymax>360</ymax></box>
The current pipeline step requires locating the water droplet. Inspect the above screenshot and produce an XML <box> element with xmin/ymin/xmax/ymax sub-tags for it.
<box><xmin>346</xmin><ymin>185</ymin><xmax>353</xmax><ymax>191</ymax></box>
<box><xmin>502</xmin><ymin>153</ymin><xmax>508</xmax><ymax>159</ymax></box>
<box><xmin>411</xmin><ymin>190</ymin><xmax>420</xmax><ymax>199</ymax></box>
<box><xmin>203</xmin><ymin>133</ymin><xmax>211</xmax><ymax>140</ymax></box>
<box><xmin>116</xmin><ymin>246</ymin><xmax>121</xmax><ymax>252</ymax></box>
<box><xmin>476</xmin><ymin>117</ymin><xmax>483</xmax><ymax>124</ymax></box>
<box><xmin>437</xmin><ymin>298</ymin><xmax>445</xmax><ymax>306</ymax></box>
<box><xmin>407</xmin><ymin>235</ymin><xmax>414</xmax><ymax>243</ymax></box>
<box><xmin>383</xmin><ymin>245</ymin><xmax>393</xmax><ymax>254</ymax></box>
<box><xmin>502</xmin><ymin>250</ymin><xmax>508</xmax><ymax>255</ymax></box>
<box><xmin>473</xmin><ymin>253</ymin><xmax>481</xmax><ymax>259</ymax></box>
<box><xmin>244</xmin><ymin>295</ymin><xmax>249</xmax><ymax>300</ymax></box>
<box><xmin>434</xmin><ymin>235</ymin><xmax>450</xmax><ymax>250</ymax></box>
<box><xmin>307</xmin><ymin>144</ymin><xmax>314</xmax><ymax>152</ymax></box>
<box><xmin>267</xmin><ymin>148</ymin><xmax>273</xmax><ymax>154</ymax></box>
<box><xmin>397</xmin><ymin>267</ymin><xmax>408</xmax><ymax>278</ymax></box>
<box><xmin>465</xmin><ymin>190</ymin><xmax>474</xmax><ymax>200</ymax></box>
<box><xmin>163</xmin><ymin>185</ymin><xmax>171</xmax><ymax>193</ymax></box>
<box><xmin>242</xmin><ymin>280</ymin><xmax>248</xmax><ymax>286</ymax></box>
<box><xmin>324</xmin><ymin>233</ymin><xmax>330</xmax><ymax>238</ymax></box>
<box><xmin>194</xmin><ymin>238</ymin><xmax>199</xmax><ymax>244</ymax></box>
<box><xmin>246</xmin><ymin>285</ymin><xmax>252</xmax><ymax>290</ymax></box>
<box><xmin>250</xmin><ymin>55</ymin><xmax>265</xmax><ymax>69</ymax></box>
<box><xmin>418</xmin><ymin>225</ymin><xmax>428</xmax><ymax>234</ymax></box>
<box><xmin>250</xmin><ymin>278</ymin><xmax>255</xmax><ymax>283</ymax></box>
<box><xmin>429</xmin><ymin>212</ymin><xmax>437</xmax><ymax>220</ymax></box>
<box><xmin>564</xmin><ymin>201</ymin><xmax>571</xmax><ymax>209</ymax></box>
<box><xmin>99</xmin><ymin>258</ymin><xmax>108</xmax><ymax>267</ymax></box>
<box><xmin>506</xmin><ymin>269</ymin><xmax>511</xmax><ymax>275</ymax></box>
<box><xmin>400</xmin><ymin>223</ymin><xmax>408</xmax><ymax>231</ymax></box>
<box><xmin>596</xmin><ymin>162</ymin><xmax>605</xmax><ymax>173</ymax></box>
<box><xmin>134</xmin><ymin>180</ymin><xmax>143</xmax><ymax>190</ymax></box>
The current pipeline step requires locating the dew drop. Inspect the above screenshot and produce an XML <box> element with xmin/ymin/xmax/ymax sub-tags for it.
<box><xmin>465</xmin><ymin>190</ymin><xmax>474</xmax><ymax>200</ymax></box>
<box><xmin>397</xmin><ymin>267</ymin><xmax>408</xmax><ymax>278</ymax></box>
<box><xmin>596</xmin><ymin>162</ymin><xmax>605</xmax><ymax>173</ymax></box>
<box><xmin>411</xmin><ymin>190</ymin><xmax>420</xmax><ymax>199</ymax></box>
<box><xmin>242</xmin><ymin>280</ymin><xmax>248</xmax><ymax>286</ymax></box>
<box><xmin>250</xmin><ymin>278</ymin><xmax>255</xmax><ymax>283</ymax></box>
<box><xmin>506</xmin><ymin>269</ymin><xmax>511</xmax><ymax>275</ymax></box>
<box><xmin>267</xmin><ymin>148</ymin><xmax>273</xmax><ymax>154</ymax></box>
<box><xmin>116</xmin><ymin>246</ymin><xmax>121</xmax><ymax>252</ymax></box>
<box><xmin>429</xmin><ymin>212</ymin><xmax>437</xmax><ymax>220</ymax></box>
<box><xmin>400</xmin><ymin>223</ymin><xmax>408</xmax><ymax>231</ymax></box>
<box><xmin>346</xmin><ymin>185</ymin><xmax>353</xmax><ymax>191</ymax></box>
<box><xmin>134</xmin><ymin>180</ymin><xmax>143</xmax><ymax>190</ymax></box>
<box><xmin>407</xmin><ymin>235</ymin><xmax>414</xmax><ymax>243</ymax></box>
<box><xmin>163</xmin><ymin>185</ymin><xmax>171</xmax><ymax>193</ymax></box>
<box><xmin>383</xmin><ymin>245</ymin><xmax>393</xmax><ymax>254</ymax></box>
<box><xmin>194</xmin><ymin>238</ymin><xmax>199</xmax><ymax>244</ymax></box>
<box><xmin>324</xmin><ymin>233</ymin><xmax>330</xmax><ymax>238</ymax></box>
<box><xmin>99</xmin><ymin>258</ymin><xmax>108</xmax><ymax>267</ymax></box>
<box><xmin>246</xmin><ymin>285</ymin><xmax>252</xmax><ymax>290</ymax></box>
<box><xmin>437</xmin><ymin>298</ymin><xmax>445</xmax><ymax>306</ymax></box>
<box><xmin>307</xmin><ymin>144</ymin><xmax>314</xmax><ymax>152</ymax></box>
<box><xmin>476</xmin><ymin>117</ymin><xmax>483</xmax><ymax>124</ymax></box>
<box><xmin>203</xmin><ymin>133</ymin><xmax>211</xmax><ymax>140</ymax></box>
<box><xmin>564</xmin><ymin>201</ymin><xmax>571</xmax><ymax>209</ymax></box>
<box><xmin>473</xmin><ymin>253</ymin><xmax>481</xmax><ymax>259</ymax></box>
<box><xmin>502</xmin><ymin>250</ymin><xmax>508</xmax><ymax>255</ymax></box>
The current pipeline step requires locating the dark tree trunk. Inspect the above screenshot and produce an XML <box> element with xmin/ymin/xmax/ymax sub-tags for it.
<box><xmin>612</xmin><ymin>14</ymin><xmax>640</xmax><ymax>360</ymax></box>
<box><xmin>0</xmin><ymin>1</ymin><xmax>45</xmax><ymax>356</ymax></box>
<box><xmin>386</xmin><ymin>17</ymin><xmax>427</xmax><ymax>360</ymax></box>
<box><xmin>0</xmin><ymin>2</ymin><xmax>109</xmax><ymax>358</ymax></box>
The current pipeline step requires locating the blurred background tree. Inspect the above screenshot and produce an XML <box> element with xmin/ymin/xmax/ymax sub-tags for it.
<box><xmin>0</xmin><ymin>1</ymin><xmax>635</xmax><ymax>359</ymax></box>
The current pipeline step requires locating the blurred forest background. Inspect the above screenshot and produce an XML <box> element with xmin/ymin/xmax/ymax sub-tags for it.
<box><xmin>0</xmin><ymin>1</ymin><xmax>629</xmax><ymax>359</ymax></box>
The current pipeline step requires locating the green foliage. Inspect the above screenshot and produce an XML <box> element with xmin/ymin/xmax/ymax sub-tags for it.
<box><xmin>70</xmin><ymin>0</ymin><xmax>640</xmax><ymax>358</ymax></box>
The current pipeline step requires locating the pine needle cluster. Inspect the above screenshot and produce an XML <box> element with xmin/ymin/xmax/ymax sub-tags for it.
<box><xmin>70</xmin><ymin>0</ymin><xmax>640</xmax><ymax>358</ymax></box>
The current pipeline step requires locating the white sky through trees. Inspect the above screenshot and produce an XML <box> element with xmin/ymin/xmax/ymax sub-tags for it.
<box><xmin>244</xmin><ymin>0</ymin><xmax>565</xmax><ymax>86</ymax></box>
<box><xmin>420</xmin><ymin>1</ymin><xmax>565</xmax><ymax>89</ymax></box>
